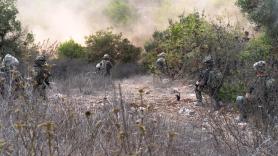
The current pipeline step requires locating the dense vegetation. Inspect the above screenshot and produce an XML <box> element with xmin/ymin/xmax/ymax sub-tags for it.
<box><xmin>0</xmin><ymin>0</ymin><xmax>277</xmax><ymax>155</ymax></box>
<box><xmin>237</xmin><ymin>0</ymin><xmax>278</xmax><ymax>43</ymax></box>
<box><xmin>85</xmin><ymin>29</ymin><xmax>141</xmax><ymax>63</ymax></box>
<box><xmin>143</xmin><ymin>12</ymin><xmax>249</xmax><ymax>101</ymax></box>
<box><xmin>58</xmin><ymin>39</ymin><xmax>85</xmax><ymax>59</ymax></box>
<box><xmin>0</xmin><ymin>0</ymin><xmax>34</xmax><ymax>58</ymax></box>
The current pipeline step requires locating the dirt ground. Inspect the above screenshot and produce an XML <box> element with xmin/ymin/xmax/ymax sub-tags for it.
<box><xmin>49</xmin><ymin>75</ymin><xmax>236</xmax><ymax>123</ymax></box>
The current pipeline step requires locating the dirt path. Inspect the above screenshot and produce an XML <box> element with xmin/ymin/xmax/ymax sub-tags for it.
<box><xmin>50</xmin><ymin>75</ymin><xmax>218</xmax><ymax>121</ymax></box>
<box><xmin>49</xmin><ymin>75</ymin><xmax>243</xmax><ymax>127</ymax></box>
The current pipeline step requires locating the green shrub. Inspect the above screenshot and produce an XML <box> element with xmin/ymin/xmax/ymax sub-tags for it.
<box><xmin>239</xmin><ymin>34</ymin><xmax>272</xmax><ymax>62</ymax></box>
<box><xmin>236</xmin><ymin>0</ymin><xmax>278</xmax><ymax>42</ymax></box>
<box><xmin>58</xmin><ymin>39</ymin><xmax>85</xmax><ymax>59</ymax></box>
<box><xmin>85</xmin><ymin>29</ymin><xmax>141</xmax><ymax>63</ymax></box>
<box><xmin>0</xmin><ymin>0</ymin><xmax>34</xmax><ymax>57</ymax></box>
<box><xmin>143</xmin><ymin>12</ymin><xmax>243</xmax><ymax>78</ymax></box>
<box><xmin>219</xmin><ymin>82</ymin><xmax>246</xmax><ymax>103</ymax></box>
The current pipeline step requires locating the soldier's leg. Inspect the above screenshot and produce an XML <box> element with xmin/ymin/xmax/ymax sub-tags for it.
<box><xmin>195</xmin><ymin>86</ymin><xmax>203</xmax><ymax>106</ymax></box>
<box><xmin>236</xmin><ymin>96</ymin><xmax>248</xmax><ymax>121</ymax></box>
<box><xmin>40</xmin><ymin>85</ymin><xmax>47</xmax><ymax>100</ymax></box>
<box><xmin>210</xmin><ymin>88</ymin><xmax>221</xmax><ymax>111</ymax></box>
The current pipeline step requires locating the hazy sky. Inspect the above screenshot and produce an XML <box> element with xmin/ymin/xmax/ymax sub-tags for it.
<box><xmin>17</xmin><ymin>0</ymin><xmax>249</xmax><ymax>45</ymax></box>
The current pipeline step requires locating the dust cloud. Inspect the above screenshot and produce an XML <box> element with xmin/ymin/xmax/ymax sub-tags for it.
<box><xmin>17</xmin><ymin>0</ymin><xmax>248</xmax><ymax>46</ymax></box>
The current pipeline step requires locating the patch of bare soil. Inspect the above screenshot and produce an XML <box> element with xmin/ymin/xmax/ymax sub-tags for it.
<box><xmin>49</xmin><ymin>75</ymin><xmax>238</xmax><ymax>123</ymax></box>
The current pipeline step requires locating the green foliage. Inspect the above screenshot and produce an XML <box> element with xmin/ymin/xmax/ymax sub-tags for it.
<box><xmin>240</xmin><ymin>34</ymin><xmax>272</xmax><ymax>61</ymax></box>
<box><xmin>144</xmin><ymin>12</ymin><xmax>243</xmax><ymax>78</ymax></box>
<box><xmin>104</xmin><ymin>0</ymin><xmax>138</xmax><ymax>26</ymax></box>
<box><xmin>141</xmin><ymin>52</ymin><xmax>156</xmax><ymax>72</ymax></box>
<box><xmin>236</xmin><ymin>0</ymin><xmax>278</xmax><ymax>42</ymax></box>
<box><xmin>85</xmin><ymin>29</ymin><xmax>141</xmax><ymax>63</ymax></box>
<box><xmin>58</xmin><ymin>39</ymin><xmax>85</xmax><ymax>59</ymax></box>
<box><xmin>0</xmin><ymin>0</ymin><xmax>34</xmax><ymax>57</ymax></box>
<box><xmin>219</xmin><ymin>82</ymin><xmax>246</xmax><ymax>102</ymax></box>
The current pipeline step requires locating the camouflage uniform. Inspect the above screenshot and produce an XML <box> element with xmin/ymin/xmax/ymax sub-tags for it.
<box><xmin>237</xmin><ymin>61</ymin><xmax>277</xmax><ymax>127</ymax></box>
<box><xmin>156</xmin><ymin>52</ymin><xmax>168</xmax><ymax>77</ymax></box>
<box><xmin>32</xmin><ymin>55</ymin><xmax>51</xmax><ymax>99</ymax></box>
<box><xmin>97</xmin><ymin>54</ymin><xmax>113</xmax><ymax>77</ymax></box>
<box><xmin>195</xmin><ymin>56</ymin><xmax>223</xmax><ymax>111</ymax></box>
<box><xmin>0</xmin><ymin>54</ymin><xmax>25</xmax><ymax>99</ymax></box>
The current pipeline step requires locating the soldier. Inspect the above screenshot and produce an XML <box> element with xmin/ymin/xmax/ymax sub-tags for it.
<box><xmin>195</xmin><ymin>55</ymin><xmax>223</xmax><ymax>111</ymax></box>
<box><xmin>237</xmin><ymin>61</ymin><xmax>276</xmax><ymax>126</ymax></box>
<box><xmin>156</xmin><ymin>52</ymin><xmax>168</xmax><ymax>77</ymax></box>
<box><xmin>31</xmin><ymin>55</ymin><xmax>51</xmax><ymax>100</ymax></box>
<box><xmin>97</xmin><ymin>54</ymin><xmax>113</xmax><ymax>77</ymax></box>
<box><xmin>0</xmin><ymin>54</ymin><xmax>25</xmax><ymax>99</ymax></box>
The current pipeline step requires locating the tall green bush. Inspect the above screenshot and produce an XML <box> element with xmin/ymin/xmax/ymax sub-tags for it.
<box><xmin>143</xmin><ymin>12</ymin><xmax>243</xmax><ymax>78</ymax></box>
<box><xmin>58</xmin><ymin>39</ymin><xmax>85</xmax><ymax>59</ymax></box>
<box><xmin>85</xmin><ymin>29</ymin><xmax>141</xmax><ymax>63</ymax></box>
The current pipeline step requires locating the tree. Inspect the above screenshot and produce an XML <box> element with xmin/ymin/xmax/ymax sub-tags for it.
<box><xmin>0</xmin><ymin>0</ymin><xmax>33</xmax><ymax>58</ymax></box>
<box><xmin>58</xmin><ymin>39</ymin><xmax>85</xmax><ymax>59</ymax></box>
<box><xmin>236</xmin><ymin>0</ymin><xmax>278</xmax><ymax>42</ymax></box>
<box><xmin>85</xmin><ymin>29</ymin><xmax>141</xmax><ymax>63</ymax></box>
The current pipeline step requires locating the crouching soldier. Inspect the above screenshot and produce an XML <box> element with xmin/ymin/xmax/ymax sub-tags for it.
<box><xmin>236</xmin><ymin>61</ymin><xmax>276</xmax><ymax>129</ymax></box>
<box><xmin>195</xmin><ymin>55</ymin><xmax>223</xmax><ymax>111</ymax></box>
<box><xmin>0</xmin><ymin>54</ymin><xmax>25</xmax><ymax>100</ymax></box>
<box><xmin>31</xmin><ymin>55</ymin><xmax>51</xmax><ymax>100</ymax></box>
<box><xmin>97</xmin><ymin>54</ymin><xmax>113</xmax><ymax>77</ymax></box>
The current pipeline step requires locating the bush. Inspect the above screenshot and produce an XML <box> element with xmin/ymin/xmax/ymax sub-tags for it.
<box><xmin>236</xmin><ymin>0</ymin><xmax>278</xmax><ymax>42</ymax></box>
<box><xmin>143</xmin><ymin>12</ymin><xmax>244</xmax><ymax>78</ymax></box>
<box><xmin>58</xmin><ymin>39</ymin><xmax>85</xmax><ymax>59</ymax></box>
<box><xmin>85</xmin><ymin>29</ymin><xmax>141</xmax><ymax>64</ymax></box>
<box><xmin>239</xmin><ymin>34</ymin><xmax>272</xmax><ymax>61</ymax></box>
<box><xmin>219</xmin><ymin>82</ymin><xmax>246</xmax><ymax>103</ymax></box>
<box><xmin>0</xmin><ymin>0</ymin><xmax>34</xmax><ymax>58</ymax></box>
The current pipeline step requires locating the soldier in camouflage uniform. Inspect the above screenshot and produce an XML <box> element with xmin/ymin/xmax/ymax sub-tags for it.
<box><xmin>96</xmin><ymin>54</ymin><xmax>113</xmax><ymax>77</ymax></box>
<box><xmin>237</xmin><ymin>61</ymin><xmax>277</xmax><ymax>127</ymax></box>
<box><xmin>0</xmin><ymin>54</ymin><xmax>25</xmax><ymax>99</ymax></box>
<box><xmin>31</xmin><ymin>55</ymin><xmax>51</xmax><ymax>100</ymax></box>
<box><xmin>195</xmin><ymin>55</ymin><xmax>223</xmax><ymax>111</ymax></box>
<box><xmin>156</xmin><ymin>52</ymin><xmax>168</xmax><ymax>78</ymax></box>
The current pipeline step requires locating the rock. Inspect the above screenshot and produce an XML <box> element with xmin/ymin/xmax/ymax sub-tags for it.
<box><xmin>162</xmin><ymin>79</ymin><xmax>170</xmax><ymax>84</ymax></box>
<box><xmin>145</xmin><ymin>90</ymin><xmax>151</xmax><ymax>95</ymax></box>
<box><xmin>182</xmin><ymin>98</ymin><xmax>194</xmax><ymax>103</ymax></box>
<box><xmin>179</xmin><ymin>107</ymin><xmax>195</xmax><ymax>116</ymax></box>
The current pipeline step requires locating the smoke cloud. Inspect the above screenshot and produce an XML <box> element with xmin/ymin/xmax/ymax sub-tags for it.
<box><xmin>17</xmin><ymin>0</ymin><xmax>249</xmax><ymax>46</ymax></box>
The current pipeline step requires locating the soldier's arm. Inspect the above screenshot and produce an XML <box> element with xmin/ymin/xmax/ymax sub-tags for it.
<box><xmin>196</xmin><ymin>70</ymin><xmax>204</xmax><ymax>86</ymax></box>
<box><xmin>245</xmin><ymin>80</ymin><xmax>255</xmax><ymax>100</ymax></box>
<box><xmin>43</xmin><ymin>70</ymin><xmax>51</xmax><ymax>86</ymax></box>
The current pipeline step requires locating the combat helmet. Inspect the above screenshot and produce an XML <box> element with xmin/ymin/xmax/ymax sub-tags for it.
<box><xmin>103</xmin><ymin>54</ymin><xmax>110</xmax><ymax>60</ymax></box>
<box><xmin>2</xmin><ymin>54</ymin><xmax>19</xmax><ymax>67</ymax></box>
<box><xmin>158</xmin><ymin>52</ymin><xmax>166</xmax><ymax>58</ymax></box>
<box><xmin>253</xmin><ymin>61</ymin><xmax>266</xmax><ymax>72</ymax></box>
<box><xmin>35</xmin><ymin>55</ymin><xmax>47</xmax><ymax>66</ymax></box>
<box><xmin>202</xmin><ymin>55</ymin><xmax>214</xmax><ymax>65</ymax></box>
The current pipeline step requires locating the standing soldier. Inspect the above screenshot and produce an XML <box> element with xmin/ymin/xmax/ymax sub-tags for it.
<box><xmin>156</xmin><ymin>52</ymin><xmax>167</xmax><ymax>78</ymax></box>
<box><xmin>195</xmin><ymin>55</ymin><xmax>223</xmax><ymax>111</ymax></box>
<box><xmin>237</xmin><ymin>61</ymin><xmax>276</xmax><ymax>128</ymax></box>
<box><xmin>0</xmin><ymin>54</ymin><xmax>25</xmax><ymax>99</ymax></box>
<box><xmin>31</xmin><ymin>55</ymin><xmax>51</xmax><ymax>100</ymax></box>
<box><xmin>97</xmin><ymin>54</ymin><xmax>113</xmax><ymax>77</ymax></box>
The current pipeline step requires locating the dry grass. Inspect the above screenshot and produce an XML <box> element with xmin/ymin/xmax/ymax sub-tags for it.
<box><xmin>0</xmin><ymin>68</ymin><xmax>277</xmax><ymax>156</ymax></box>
